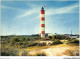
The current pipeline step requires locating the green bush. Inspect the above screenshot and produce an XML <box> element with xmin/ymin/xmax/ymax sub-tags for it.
<box><xmin>70</xmin><ymin>39</ymin><xmax>79</xmax><ymax>43</ymax></box>
<box><xmin>36</xmin><ymin>53</ymin><xmax>46</xmax><ymax>56</ymax></box>
<box><xmin>52</xmin><ymin>39</ymin><xmax>63</xmax><ymax>45</ymax></box>
<box><xmin>20</xmin><ymin>51</ymin><xmax>29</xmax><ymax>56</ymax></box>
<box><xmin>27</xmin><ymin>43</ymin><xmax>38</xmax><ymax>47</ymax></box>
<box><xmin>65</xmin><ymin>37</ymin><xmax>71</xmax><ymax>40</ymax></box>
<box><xmin>51</xmin><ymin>39</ymin><xmax>55</xmax><ymax>41</ymax></box>
<box><xmin>37</xmin><ymin>42</ymin><xmax>46</xmax><ymax>46</ymax></box>
<box><xmin>10</xmin><ymin>38</ymin><xmax>20</xmax><ymax>44</ymax></box>
<box><xmin>1</xmin><ymin>52</ymin><xmax>10</xmax><ymax>56</ymax></box>
<box><xmin>14</xmin><ymin>42</ymin><xmax>28</xmax><ymax>48</ymax></box>
<box><xmin>1</xmin><ymin>47</ymin><xmax>19</xmax><ymax>56</ymax></box>
<box><xmin>27</xmin><ymin>52</ymin><xmax>46</xmax><ymax>56</ymax></box>
<box><xmin>52</xmin><ymin>35</ymin><xmax>68</xmax><ymax>40</ymax></box>
<box><xmin>14</xmin><ymin>42</ymin><xmax>38</xmax><ymax>48</ymax></box>
<box><xmin>48</xmin><ymin>36</ymin><xmax>52</xmax><ymax>39</ymax></box>
<box><xmin>45</xmin><ymin>38</ymin><xmax>50</xmax><ymax>40</ymax></box>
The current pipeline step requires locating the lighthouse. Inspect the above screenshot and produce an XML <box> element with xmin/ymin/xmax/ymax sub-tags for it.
<box><xmin>41</xmin><ymin>7</ymin><xmax>45</xmax><ymax>38</ymax></box>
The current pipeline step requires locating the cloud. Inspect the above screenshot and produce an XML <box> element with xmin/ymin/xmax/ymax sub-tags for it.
<box><xmin>14</xmin><ymin>2</ymin><xmax>42</xmax><ymax>19</ymax></box>
<box><xmin>1</xmin><ymin>2</ymin><xmax>79</xmax><ymax>35</ymax></box>
<box><xmin>1</xmin><ymin>5</ymin><xmax>22</xmax><ymax>11</ymax></box>
<box><xmin>46</xmin><ymin>3</ymin><xmax>79</xmax><ymax>15</ymax></box>
<box><xmin>27</xmin><ymin>3</ymin><xmax>39</xmax><ymax>8</ymax></box>
<box><xmin>16</xmin><ymin>3</ymin><xmax>79</xmax><ymax>20</ymax></box>
<box><xmin>16</xmin><ymin>8</ymin><xmax>39</xmax><ymax>19</ymax></box>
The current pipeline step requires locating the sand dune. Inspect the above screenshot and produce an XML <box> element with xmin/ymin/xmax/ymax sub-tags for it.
<box><xmin>28</xmin><ymin>44</ymin><xmax>79</xmax><ymax>56</ymax></box>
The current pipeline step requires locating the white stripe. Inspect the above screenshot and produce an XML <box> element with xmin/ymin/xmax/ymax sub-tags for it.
<box><xmin>40</xmin><ymin>14</ymin><xmax>45</xmax><ymax>17</ymax></box>
<box><xmin>41</xmin><ymin>21</ymin><xmax>45</xmax><ymax>24</ymax></box>
<box><xmin>41</xmin><ymin>27</ymin><xmax>45</xmax><ymax>31</ymax></box>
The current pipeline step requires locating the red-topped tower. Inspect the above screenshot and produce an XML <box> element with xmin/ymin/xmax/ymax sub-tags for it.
<box><xmin>41</xmin><ymin>7</ymin><xmax>45</xmax><ymax>38</ymax></box>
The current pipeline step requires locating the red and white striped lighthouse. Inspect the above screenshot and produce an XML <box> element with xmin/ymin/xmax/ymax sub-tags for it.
<box><xmin>41</xmin><ymin>7</ymin><xmax>45</xmax><ymax>38</ymax></box>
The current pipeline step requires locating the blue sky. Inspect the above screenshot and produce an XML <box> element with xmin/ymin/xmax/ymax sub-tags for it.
<box><xmin>1</xmin><ymin>1</ymin><xmax>79</xmax><ymax>35</ymax></box>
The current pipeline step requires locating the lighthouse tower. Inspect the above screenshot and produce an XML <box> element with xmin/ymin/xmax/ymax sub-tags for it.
<box><xmin>41</xmin><ymin>7</ymin><xmax>45</xmax><ymax>38</ymax></box>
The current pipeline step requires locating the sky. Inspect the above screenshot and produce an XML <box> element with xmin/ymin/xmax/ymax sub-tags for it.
<box><xmin>1</xmin><ymin>1</ymin><xmax>79</xmax><ymax>35</ymax></box>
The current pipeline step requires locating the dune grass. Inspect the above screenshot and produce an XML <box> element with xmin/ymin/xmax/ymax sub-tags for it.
<box><xmin>19</xmin><ymin>43</ymin><xmax>79</xmax><ymax>51</ymax></box>
<box><xmin>27</xmin><ymin>52</ymin><xmax>46</xmax><ymax>56</ymax></box>
<box><xmin>18</xmin><ymin>43</ymin><xmax>79</xmax><ymax>56</ymax></box>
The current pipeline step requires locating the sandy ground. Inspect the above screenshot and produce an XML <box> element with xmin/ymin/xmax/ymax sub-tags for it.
<box><xmin>41</xmin><ymin>46</ymin><xmax>79</xmax><ymax>56</ymax></box>
<box><xmin>28</xmin><ymin>44</ymin><xmax>79</xmax><ymax>56</ymax></box>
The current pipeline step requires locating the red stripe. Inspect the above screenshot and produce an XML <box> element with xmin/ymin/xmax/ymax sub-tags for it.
<box><xmin>41</xmin><ymin>31</ymin><xmax>45</xmax><ymax>34</ymax></box>
<box><xmin>41</xmin><ymin>17</ymin><xmax>45</xmax><ymax>21</ymax></box>
<box><xmin>41</xmin><ymin>24</ymin><xmax>45</xmax><ymax>27</ymax></box>
<box><xmin>41</xmin><ymin>11</ymin><xmax>45</xmax><ymax>14</ymax></box>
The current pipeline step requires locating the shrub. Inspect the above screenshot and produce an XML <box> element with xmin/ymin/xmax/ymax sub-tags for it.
<box><xmin>36</xmin><ymin>52</ymin><xmax>46</xmax><ymax>56</ymax></box>
<box><xmin>1</xmin><ymin>47</ymin><xmax>19</xmax><ymax>56</ymax></box>
<box><xmin>14</xmin><ymin>38</ymin><xmax>20</xmax><ymax>42</ymax></box>
<box><xmin>27</xmin><ymin>43</ymin><xmax>38</xmax><ymax>47</ymax></box>
<box><xmin>52</xmin><ymin>39</ymin><xmax>63</xmax><ymax>45</ymax></box>
<box><xmin>65</xmin><ymin>37</ymin><xmax>71</xmax><ymax>40</ymax></box>
<box><xmin>62</xmin><ymin>50</ymin><xmax>73</xmax><ymax>56</ymax></box>
<box><xmin>70</xmin><ymin>39</ymin><xmax>79</xmax><ymax>43</ymax></box>
<box><xmin>52</xmin><ymin>35</ymin><xmax>68</xmax><ymax>40</ymax></box>
<box><xmin>26</xmin><ymin>38</ymin><xmax>30</xmax><ymax>41</ymax></box>
<box><xmin>1</xmin><ymin>52</ymin><xmax>9</xmax><ymax>56</ymax></box>
<box><xmin>51</xmin><ymin>39</ymin><xmax>55</xmax><ymax>41</ymax></box>
<box><xmin>45</xmin><ymin>38</ymin><xmax>50</xmax><ymax>40</ymax></box>
<box><xmin>48</xmin><ymin>36</ymin><xmax>52</xmax><ymax>39</ymax></box>
<box><xmin>19</xmin><ymin>51</ymin><xmax>29</xmax><ymax>56</ymax></box>
<box><xmin>27</xmin><ymin>52</ymin><xmax>46</xmax><ymax>56</ymax></box>
<box><xmin>10</xmin><ymin>38</ymin><xmax>20</xmax><ymax>44</ymax></box>
<box><xmin>37</xmin><ymin>42</ymin><xmax>46</xmax><ymax>46</ymax></box>
<box><xmin>14</xmin><ymin>42</ymin><xmax>28</xmax><ymax>48</ymax></box>
<box><xmin>14</xmin><ymin>42</ymin><xmax>38</xmax><ymax>48</ymax></box>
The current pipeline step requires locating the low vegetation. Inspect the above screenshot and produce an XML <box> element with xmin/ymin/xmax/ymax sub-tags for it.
<box><xmin>27</xmin><ymin>52</ymin><xmax>46</xmax><ymax>56</ymax></box>
<box><xmin>1</xmin><ymin>35</ymin><xmax>79</xmax><ymax>56</ymax></box>
<box><xmin>70</xmin><ymin>39</ymin><xmax>79</xmax><ymax>43</ymax></box>
<box><xmin>52</xmin><ymin>39</ymin><xmax>63</xmax><ymax>45</ymax></box>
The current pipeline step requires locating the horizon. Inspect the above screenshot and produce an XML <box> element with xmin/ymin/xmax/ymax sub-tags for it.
<box><xmin>1</xmin><ymin>1</ymin><xmax>79</xmax><ymax>35</ymax></box>
<box><xmin>1</xmin><ymin>33</ymin><xmax>79</xmax><ymax>36</ymax></box>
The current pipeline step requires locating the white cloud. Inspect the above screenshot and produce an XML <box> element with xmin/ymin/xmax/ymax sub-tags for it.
<box><xmin>15</xmin><ymin>3</ymin><xmax>41</xmax><ymax>19</ymax></box>
<box><xmin>46</xmin><ymin>3</ymin><xmax>79</xmax><ymax>15</ymax></box>
<box><xmin>27</xmin><ymin>3</ymin><xmax>39</xmax><ymax>8</ymax></box>
<box><xmin>1</xmin><ymin>5</ymin><xmax>22</xmax><ymax>11</ymax></box>
<box><xmin>1</xmin><ymin>2</ymin><xmax>79</xmax><ymax>35</ymax></box>
<box><xmin>16</xmin><ymin>3</ymin><xmax>79</xmax><ymax>20</ymax></box>
<box><xmin>16</xmin><ymin>8</ymin><xmax>39</xmax><ymax>19</ymax></box>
